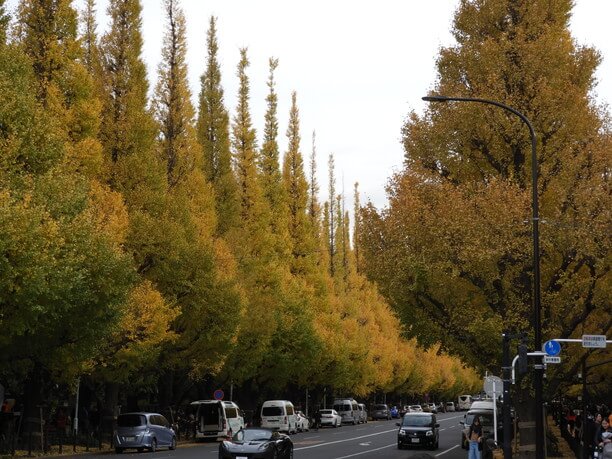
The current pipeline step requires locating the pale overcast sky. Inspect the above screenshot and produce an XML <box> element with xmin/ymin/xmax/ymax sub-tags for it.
<box><xmin>6</xmin><ymin>0</ymin><xmax>612</xmax><ymax>211</ymax></box>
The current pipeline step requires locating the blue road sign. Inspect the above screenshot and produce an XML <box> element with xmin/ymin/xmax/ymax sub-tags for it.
<box><xmin>543</xmin><ymin>340</ymin><xmax>561</xmax><ymax>356</ymax></box>
<box><xmin>213</xmin><ymin>389</ymin><xmax>224</xmax><ymax>401</ymax></box>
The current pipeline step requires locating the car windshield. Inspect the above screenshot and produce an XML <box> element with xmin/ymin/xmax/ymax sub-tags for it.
<box><xmin>410</xmin><ymin>406</ymin><xmax>420</xmax><ymax>409</ymax></box>
<box><xmin>374</xmin><ymin>405</ymin><xmax>387</xmax><ymax>410</ymax></box>
<box><xmin>262</xmin><ymin>406</ymin><xmax>283</xmax><ymax>416</ymax></box>
<box><xmin>233</xmin><ymin>429</ymin><xmax>272</xmax><ymax>442</ymax></box>
<box><xmin>117</xmin><ymin>414</ymin><xmax>146</xmax><ymax>427</ymax></box>
<box><xmin>320</xmin><ymin>410</ymin><xmax>333</xmax><ymax>414</ymax></box>
<box><xmin>334</xmin><ymin>404</ymin><xmax>351</xmax><ymax>411</ymax></box>
<box><xmin>402</xmin><ymin>415</ymin><xmax>434</xmax><ymax>427</ymax></box>
<box><xmin>465</xmin><ymin>413</ymin><xmax>494</xmax><ymax>427</ymax></box>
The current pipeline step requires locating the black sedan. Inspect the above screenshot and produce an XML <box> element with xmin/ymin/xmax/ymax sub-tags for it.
<box><xmin>218</xmin><ymin>428</ymin><xmax>293</xmax><ymax>459</ymax></box>
<box><xmin>397</xmin><ymin>412</ymin><xmax>439</xmax><ymax>450</ymax></box>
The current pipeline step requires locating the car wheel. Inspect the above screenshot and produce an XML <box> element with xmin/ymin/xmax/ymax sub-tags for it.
<box><xmin>150</xmin><ymin>438</ymin><xmax>157</xmax><ymax>453</ymax></box>
<box><xmin>115</xmin><ymin>447</ymin><xmax>123</xmax><ymax>454</ymax></box>
<box><xmin>397</xmin><ymin>442</ymin><xmax>403</xmax><ymax>450</ymax></box>
<box><xmin>272</xmin><ymin>447</ymin><xmax>278</xmax><ymax>459</ymax></box>
<box><xmin>169</xmin><ymin>436</ymin><xmax>176</xmax><ymax>450</ymax></box>
<box><xmin>287</xmin><ymin>445</ymin><xmax>294</xmax><ymax>459</ymax></box>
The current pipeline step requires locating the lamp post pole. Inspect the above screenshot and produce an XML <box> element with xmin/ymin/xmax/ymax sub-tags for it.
<box><xmin>422</xmin><ymin>95</ymin><xmax>544</xmax><ymax>459</ymax></box>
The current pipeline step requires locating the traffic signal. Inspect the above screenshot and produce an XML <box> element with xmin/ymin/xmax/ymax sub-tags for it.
<box><xmin>518</xmin><ymin>343</ymin><xmax>528</xmax><ymax>375</ymax></box>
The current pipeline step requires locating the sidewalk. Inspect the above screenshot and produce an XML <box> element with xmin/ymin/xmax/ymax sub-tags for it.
<box><xmin>547</xmin><ymin>415</ymin><xmax>578</xmax><ymax>458</ymax></box>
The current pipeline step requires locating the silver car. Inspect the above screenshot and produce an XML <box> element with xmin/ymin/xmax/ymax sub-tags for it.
<box><xmin>114</xmin><ymin>412</ymin><xmax>176</xmax><ymax>453</ymax></box>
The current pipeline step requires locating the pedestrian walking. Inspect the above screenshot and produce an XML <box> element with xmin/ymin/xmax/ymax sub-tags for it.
<box><xmin>464</xmin><ymin>415</ymin><xmax>483</xmax><ymax>459</ymax></box>
<box><xmin>314</xmin><ymin>409</ymin><xmax>322</xmax><ymax>431</ymax></box>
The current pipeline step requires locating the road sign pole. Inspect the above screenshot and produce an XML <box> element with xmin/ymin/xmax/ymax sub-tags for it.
<box><xmin>502</xmin><ymin>334</ymin><xmax>512</xmax><ymax>459</ymax></box>
<box><xmin>493</xmin><ymin>380</ymin><xmax>498</xmax><ymax>444</ymax></box>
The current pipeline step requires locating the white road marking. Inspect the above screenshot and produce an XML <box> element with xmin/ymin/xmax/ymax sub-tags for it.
<box><xmin>438</xmin><ymin>415</ymin><xmax>464</xmax><ymax>421</ymax></box>
<box><xmin>293</xmin><ymin>428</ymin><xmax>397</xmax><ymax>451</ymax></box>
<box><xmin>333</xmin><ymin>443</ymin><xmax>396</xmax><ymax>458</ymax></box>
<box><xmin>436</xmin><ymin>444</ymin><xmax>460</xmax><ymax>456</ymax></box>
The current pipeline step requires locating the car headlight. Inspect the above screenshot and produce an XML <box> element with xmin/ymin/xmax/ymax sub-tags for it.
<box><xmin>426</xmin><ymin>430</ymin><xmax>433</xmax><ymax>436</ymax></box>
<box><xmin>398</xmin><ymin>429</ymin><xmax>406</xmax><ymax>436</ymax></box>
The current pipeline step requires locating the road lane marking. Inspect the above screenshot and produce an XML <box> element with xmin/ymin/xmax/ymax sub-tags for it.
<box><xmin>294</xmin><ymin>428</ymin><xmax>397</xmax><ymax>451</ymax></box>
<box><xmin>439</xmin><ymin>415</ymin><xmax>464</xmax><ymax>421</ymax></box>
<box><xmin>439</xmin><ymin>428</ymin><xmax>446</xmax><ymax>431</ymax></box>
<box><xmin>436</xmin><ymin>444</ymin><xmax>460</xmax><ymax>456</ymax></box>
<box><xmin>333</xmin><ymin>443</ymin><xmax>396</xmax><ymax>458</ymax></box>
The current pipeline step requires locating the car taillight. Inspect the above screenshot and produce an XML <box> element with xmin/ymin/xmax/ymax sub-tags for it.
<box><xmin>222</xmin><ymin>420</ymin><xmax>226</xmax><ymax>430</ymax></box>
<box><xmin>284</xmin><ymin>416</ymin><xmax>287</xmax><ymax>423</ymax></box>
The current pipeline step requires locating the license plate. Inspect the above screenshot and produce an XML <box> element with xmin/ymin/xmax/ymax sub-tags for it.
<box><xmin>237</xmin><ymin>457</ymin><xmax>248</xmax><ymax>459</ymax></box>
<box><xmin>411</xmin><ymin>438</ymin><xmax>420</xmax><ymax>443</ymax></box>
<box><xmin>124</xmin><ymin>437</ymin><xmax>135</xmax><ymax>441</ymax></box>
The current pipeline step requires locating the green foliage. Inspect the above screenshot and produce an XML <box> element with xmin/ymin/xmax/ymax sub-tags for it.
<box><xmin>361</xmin><ymin>0</ymin><xmax>610</xmax><ymax>379</ymax></box>
<box><xmin>0</xmin><ymin>41</ymin><xmax>133</xmax><ymax>384</ymax></box>
<box><xmin>1</xmin><ymin>3</ymin><xmax>481</xmax><ymax>403</ymax></box>
<box><xmin>196</xmin><ymin>16</ymin><xmax>239</xmax><ymax>235</ymax></box>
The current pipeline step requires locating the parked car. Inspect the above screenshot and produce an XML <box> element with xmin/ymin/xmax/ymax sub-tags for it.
<box><xmin>390</xmin><ymin>406</ymin><xmax>400</xmax><ymax>418</ymax></box>
<box><xmin>114</xmin><ymin>412</ymin><xmax>176</xmax><ymax>453</ymax></box>
<box><xmin>191</xmin><ymin>400</ymin><xmax>245</xmax><ymax>440</ymax></box>
<box><xmin>260</xmin><ymin>400</ymin><xmax>298</xmax><ymax>434</ymax></box>
<box><xmin>421</xmin><ymin>404</ymin><xmax>431</xmax><ymax>413</ymax></box>
<box><xmin>296</xmin><ymin>411</ymin><xmax>310</xmax><ymax>432</ymax></box>
<box><xmin>357</xmin><ymin>403</ymin><xmax>368</xmax><ymax>423</ymax></box>
<box><xmin>218</xmin><ymin>428</ymin><xmax>293</xmax><ymax>459</ymax></box>
<box><xmin>446</xmin><ymin>402</ymin><xmax>456</xmax><ymax>412</ymax></box>
<box><xmin>397</xmin><ymin>412</ymin><xmax>439</xmax><ymax>450</ymax></box>
<box><xmin>399</xmin><ymin>406</ymin><xmax>409</xmax><ymax>417</ymax></box>
<box><xmin>371</xmin><ymin>404</ymin><xmax>391</xmax><ymax>420</ymax></box>
<box><xmin>319</xmin><ymin>409</ymin><xmax>342</xmax><ymax>427</ymax></box>
<box><xmin>333</xmin><ymin>398</ymin><xmax>360</xmax><ymax>425</ymax></box>
<box><xmin>409</xmin><ymin>405</ymin><xmax>423</xmax><ymax>413</ymax></box>
<box><xmin>428</xmin><ymin>403</ymin><xmax>438</xmax><ymax>414</ymax></box>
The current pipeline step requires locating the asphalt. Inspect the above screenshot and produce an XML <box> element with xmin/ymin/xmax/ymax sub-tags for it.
<box><xmin>58</xmin><ymin>412</ymin><xmax>469</xmax><ymax>459</ymax></box>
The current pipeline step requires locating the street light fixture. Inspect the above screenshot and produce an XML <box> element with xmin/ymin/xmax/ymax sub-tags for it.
<box><xmin>422</xmin><ymin>94</ymin><xmax>544</xmax><ymax>459</ymax></box>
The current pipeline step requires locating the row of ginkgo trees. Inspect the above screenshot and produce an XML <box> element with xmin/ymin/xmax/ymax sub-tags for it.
<box><xmin>0</xmin><ymin>0</ymin><xmax>480</xmax><ymax>415</ymax></box>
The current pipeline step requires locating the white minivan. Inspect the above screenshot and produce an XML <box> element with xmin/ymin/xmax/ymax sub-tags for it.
<box><xmin>457</xmin><ymin>395</ymin><xmax>473</xmax><ymax>411</ymax></box>
<box><xmin>191</xmin><ymin>400</ymin><xmax>245</xmax><ymax>440</ymax></box>
<box><xmin>333</xmin><ymin>398</ymin><xmax>360</xmax><ymax>425</ymax></box>
<box><xmin>260</xmin><ymin>400</ymin><xmax>297</xmax><ymax>434</ymax></box>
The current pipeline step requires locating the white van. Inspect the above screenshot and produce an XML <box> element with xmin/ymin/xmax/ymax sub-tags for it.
<box><xmin>260</xmin><ymin>400</ymin><xmax>297</xmax><ymax>434</ymax></box>
<box><xmin>333</xmin><ymin>398</ymin><xmax>360</xmax><ymax>425</ymax></box>
<box><xmin>457</xmin><ymin>395</ymin><xmax>473</xmax><ymax>411</ymax></box>
<box><xmin>191</xmin><ymin>400</ymin><xmax>245</xmax><ymax>440</ymax></box>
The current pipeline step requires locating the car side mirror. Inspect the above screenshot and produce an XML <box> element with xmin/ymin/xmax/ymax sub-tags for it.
<box><xmin>435</xmin><ymin>423</ymin><xmax>440</xmax><ymax>428</ymax></box>
<box><xmin>396</xmin><ymin>422</ymin><xmax>401</xmax><ymax>427</ymax></box>
<box><xmin>459</xmin><ymin>421</ymin><xmax>465</xmax><ymax>426</ymax></box>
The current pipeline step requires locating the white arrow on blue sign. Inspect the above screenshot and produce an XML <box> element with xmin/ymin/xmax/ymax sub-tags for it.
<box><xmin>543</xmin><ymin>340</ymin><xmax>561</xmax><ymax>356</ymax></box>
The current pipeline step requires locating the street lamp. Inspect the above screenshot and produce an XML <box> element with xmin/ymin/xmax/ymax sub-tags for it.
<box><xmin>422</xmin><ymin>95</ymin><xmax>544</xmax><ymax>459</ymax></box>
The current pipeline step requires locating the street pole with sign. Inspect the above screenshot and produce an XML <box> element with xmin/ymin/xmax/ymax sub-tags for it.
<box><xmin>423</xmin><ymin>94</ymin><xmax>544</xmax><ymax>458</ymax></box>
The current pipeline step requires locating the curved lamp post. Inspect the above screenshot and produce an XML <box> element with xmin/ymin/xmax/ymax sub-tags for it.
<box><xmin>422</xmin><ymin>95</ymin><xmax>543</xmax><ymax>459</ymax></box>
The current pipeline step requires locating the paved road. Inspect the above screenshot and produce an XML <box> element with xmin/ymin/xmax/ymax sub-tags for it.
<box><xmin>63</xmin><ymin>412</ymin><xmax>468</xmax><ymax>459</ymax></box>
<box><xmin>293</xmin><ymin>412</ymin><xmax>465</xmax><ymax>459</ymax></box>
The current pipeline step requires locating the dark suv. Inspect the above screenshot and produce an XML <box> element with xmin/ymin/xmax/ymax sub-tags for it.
<box><xmin>371</xmin><ymin>404</ymin><xmax>391</xmax><ymax>420</ymax></box>
<box><xmin>397</xmin><ymin>412</ymin><xmax>439</xmax><ymax>450</ymax></box>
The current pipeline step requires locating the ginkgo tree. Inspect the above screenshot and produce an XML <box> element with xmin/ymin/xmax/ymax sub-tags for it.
<box><xmin>359</xmin><ymin>0</ymin><xmax>610</xmax><ymax>404</ymax></box>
